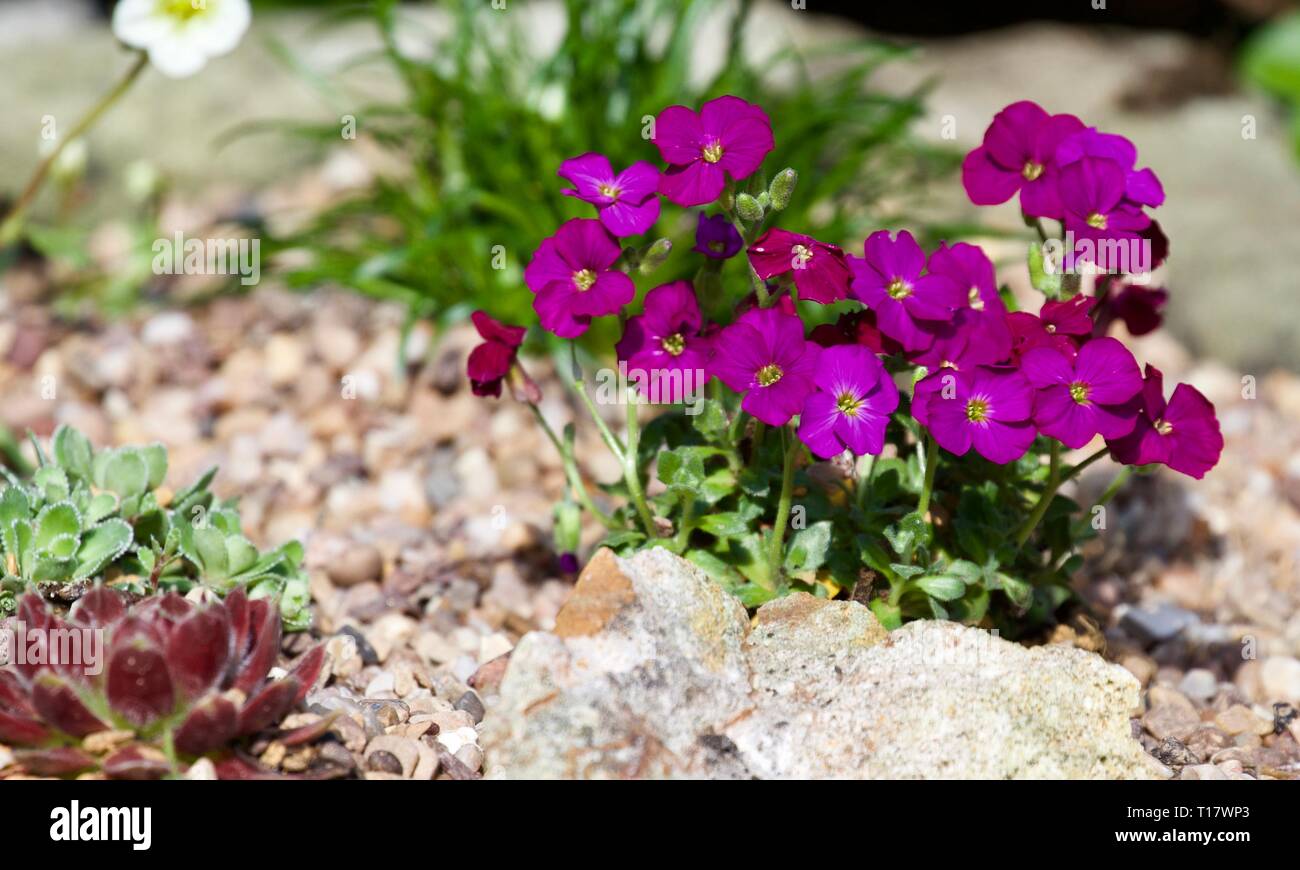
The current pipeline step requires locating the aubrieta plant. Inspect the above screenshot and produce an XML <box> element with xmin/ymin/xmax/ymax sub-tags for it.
<box><xmin>467</xmin><ymin>97</ymin><xmax>1225</xmax><ymax>634</ymax></box>
<box><xmin>0</xmin><ymin>426</ymin><xmax>311</xmax><ymax>631</ymax></box>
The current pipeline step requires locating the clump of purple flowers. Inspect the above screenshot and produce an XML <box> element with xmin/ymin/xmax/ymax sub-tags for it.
<box><xmin>466</xmin><ymin>96</ymin><xmax>1222</xmax><ymax>630</ymax></box>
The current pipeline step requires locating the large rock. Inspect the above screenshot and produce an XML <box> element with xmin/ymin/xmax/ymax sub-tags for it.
<box><xmin>483</xmin><ymin>548</ymin><xmax>1164</xmax><ymax>779</ymax></box>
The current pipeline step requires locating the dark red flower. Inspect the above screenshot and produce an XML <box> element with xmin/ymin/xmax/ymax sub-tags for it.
<box><xmin>467</xmin><ymin>310</ymin><xmax>527</xmax><ymax>398</ymax></box>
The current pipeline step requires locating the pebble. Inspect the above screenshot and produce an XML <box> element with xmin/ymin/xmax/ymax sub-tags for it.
<box><xmin>454</xmin><ymin>690</ymin><xmax>486</xmax><ymax>725</ymax></box>
<box><xmin>327</xmin><ymin>544</ymin><xmax>384</xmax><ymax>588</ymax></box>
<box><xmin>1177</xmin><ymin>668</ymin><xmax>1218</xmax><ymax>702</ymax></box>
<box><xmin>1261</xmin><ymin>657</ymin><xmax>1300</xmax><ymax>703</ymax></box>
<box><xmin>1215</xmin><ymin>704</ymin><xmax>1272</xmax><ymax>736</ymax></box>
<box><xmin>1179</xmin><ymin>763</ymin><xmax>1229</xmax><ymax>781</ymax></box>
<box><xmin>365</xmin><ymin>735</ymin><xmax>419</xmax><ymax>779</ymax></box>
<box><xmin>1119</xmin><ymin>603</ymin><xmax>1198</xmax><ymax>646</ymax></box>
<box><xmin>185</xmin><ymin>758</ymin><xmax>218</xmax><ymax>781</ymax></box>
<box><xmin>1120</xmin><ymin>655</ymin><xmax>1156</xmax><ymax>687</ymax></box>
<box><xmin>1143</xmin><ymin>703</ymin><xmax>1201</xmax><ymax>742</ymax></box>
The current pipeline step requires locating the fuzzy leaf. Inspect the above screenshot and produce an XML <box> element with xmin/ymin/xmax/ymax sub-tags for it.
<box><xmin>52</xmin><ymin>425</ymin><xmax>94</xmax><ymax>480</ymax></box>
<box><xmin>174</xmin><ymin>695</ymin><xmax>239</xmax><ymax>756</ymax></box>
<box><xmin>915</xmin><ymin>574</ymin><xmax>967</xmax><ymax>601</ymax></box>
<box><xmin>73</xmin><ymin>519</ymin><xmax>134</xmax><ymax>580</ymax></box>
<box><xmin>224</xmin><ymin>535</ymin><xmax>259</xmax><ymax>577</ymax></box>
<box><xmin>100</xmin><ymin>450</ymin><xmax>150</xmax><ymax>499</ymax></box>
<box><xmin>105</xmin><ymin>633</ymin><xmax>175</xmax><ymax>728</ymax></box>
<box><xmin>83</xmin><ymin>491</ymin><xmax>119</xmax><ymax>526</ymax></box>
<box><xmin>33</xmin><ymin>502</ymin><xmax>82</xmax><ymax>550</ymax></box>
<box><xmin>33</xmin><ymin>466</ymin><xmax>70</xmax><ymax>503</ymax></box>
<box><xmin>166</xmin><ymin>606</ymin><xmax>233</xmax><ymax>700</ymax></box>
<box><xmin>31</xmin><ymin>672</ymin><xmax>108</xmax><ymax>738</ymax></box>
<box><xmin>139</xmin><ymin>443</ymin><xmax>168</xmax><ymax>489</ymax></box>
<box><xmin>238</xmin><ymin>678</ymin><xmax>300</xmax><ymax>735</ymax></box>
<box><xmin>783</xmin><ymin>521</ymin><xmax>832</xmax><ymax>573</ymax></box>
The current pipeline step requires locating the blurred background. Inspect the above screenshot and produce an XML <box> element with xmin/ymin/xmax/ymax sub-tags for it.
<box><xmin>2</xmin><ymin>0</ymin><xmax>1300</xmax><ymax>771</ymax></box>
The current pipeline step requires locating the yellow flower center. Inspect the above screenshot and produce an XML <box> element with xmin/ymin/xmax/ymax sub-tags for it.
<box><xmin>1086</xmin><ymin>212</ymin><xmax>1108</xmax><ymax>230</ymax></box>
<box><xmin>1069</xmin><ymin>381</ymin><xmax>1091</xmax><ymax>404</ymax></box>
<box><xmin>159</xmin><ymin>0</ymin><xmax>209</xmax><ymax>22</ymax></box>
<box><xmin>701</xmin><ymin>141</ymin><xmax>724</xmax><ymax>163</ymax></box>
<box><xmin>1022</xmin><ymin>161</ymin><xmax>1044</xmax><ymax>181</ymax></box>
<box><xmin>573</xmin><ymin>269</ymin><xmax>597</xmax><ymax>291</ymax></box>
<box><xmin>836</xmin><ymin>392</ymin><xmax>863</xmax><ymax>417</ymax></box>
<box><xmin>791</xmin><ymin>244</ymin><xmax>813</xmax><ymax>266</ymax></box>
<box><xmin>756</xmin><ymin>363</ymin><xmax>784</xmax><ymax>387</ymax></box>
<box><xmin>965</xmin><ymin>397</ymin><xmax>990</xmax><ymax>423</ymax></box>
<box><xmin>597</xmin><ymin>183</ymin><xmax>620</xmax><ymax>200</ymax></box>
<box><xmin>661</xmin><ymin>333</ymin><xmax>685</xmax><ymax>357</ymax></box>
<box><xmin>1044</xmin><ymin>323</ymin><xmax>1057</xmax><ymax>333</ymax></box>
<box><xmin>969</xmin><ymin>287</ymin><xmax>984</xmax><ymax>310</ymax></box>
<box><xmin>1155</xmin><ymin>418</ymin><xmax>1174</xmax><ymax>435</ymax></box>
<box><xmin>886</xmin><ymin>277</ymin><xmax>912</xmax><ymax>300</ymax></box>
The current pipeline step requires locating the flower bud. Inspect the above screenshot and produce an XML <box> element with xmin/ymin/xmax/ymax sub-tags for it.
<box><xmin>768</xmin><ymin>168</ymin><xmax>797</xmax><ymax>211</ymax></box>
<box><xmin>694</xmin><ymin>262</ymin><xmax>724</xmax><ymax>300</ymax></box>
<box><xmin>736</xmin><ymin>193</ymin><xmax>764</xmax><ymax>223</ymax></box>
<box><xmin>638</xmin><ymin>238</ymin><xmax>673</xmax><ymax>275</ymax></box>
<box><xmin>553</xmin><ymin>500</ymin><xmax>582</xmax><ymax>557</ymax></box>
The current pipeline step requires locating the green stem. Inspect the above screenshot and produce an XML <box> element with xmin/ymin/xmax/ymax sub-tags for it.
<box><xmin>623</xmin><ymin>390</ymin><xmax>657</xmax><ymax>538</ymax></box>
<box><xmin>916</xmin><ymin>435</ymin><xmax>939</xmax><ymax>518</ymax></box>
<box><xmin>674</xmin><ymin>493</ymin><xmax>696</xmax><ymax>554</ymax></box>
<box><xmin>767</xmin><ymin>428</ymin><xmax>800</xmax><ymax>587</ymax></box>
<box><xmin>1059</xmin><ymin>446</ymin><xmax>1109</xmax><ymax>484</ymax></box>
<box><xmin>1</xmin><ymin>52</ymin><xmax>148</xmax><ymax>245</ymax></box>
<box><xmin>1015</xmin><ymin>441</ymin><xmax>1061</xmax><ymax>547</ymax></box>
<box><xmin>1093</xmin><ymin>465</ymin><xmax>1132</xmax><ymax>510</ymax></box>
<box><xmin>528</xmin><ymin>402</ymin><xmax>616</xmax><ymax>529</ymax></box>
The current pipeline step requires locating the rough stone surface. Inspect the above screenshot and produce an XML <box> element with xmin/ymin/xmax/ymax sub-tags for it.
<box><xmin>482</xmin><ymin>548</ymin><xmax>1162</xmax><ymax>780</ymax></box>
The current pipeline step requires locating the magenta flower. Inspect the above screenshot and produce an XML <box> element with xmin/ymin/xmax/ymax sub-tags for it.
<box><xmin>748</xmin><ymin>228</ymin><xmax>852</xmax><ymax>304</ymax></box>
<box><xmin>924</xmin><ymin>366</ymin><xmax>1037</xmax><ymax>464</ymax></box>
<box><xmin>652</xmin><ymin>96</ymin><xmax>774</xmax><ymax>207</ymax></box>
<box><xmin>1095</xmin><ymin>279</ymin><xmax>1168</xmax><ymax>337</ymax></box>
<box><xmin>693</xmin><ymin>212</ymin><xmax>743</xmax><ymax>259</ymax></box>
<box><xmin>558</xmin><ymin>152</ymin><xmax>662</xmax><ymax>237</ymax></box>
<box><xmin>1008</xmin><ymin>294</ymin><xmax>1096</xmax><ymax>359</ymax></box>
<box><xmin>1106</xmin><ymin>365</ymin><xmax>1223</xmax><ymax>480</ymax></box>
<box><xmin>616</xmin><ymin>281</ymin><xmax>713</xmax><ymax>403</ymax></box>
<box><xmin>1021</xmin><ymin>337</ymin><xmax>1142</xmax><ymax>449</ymax></box>
<box><xmin>1059</xmin><ymin>157</ymin><xmax>1151</xmax><ymax>268</ymax></box>
<box><xmin>466</xmin><ymin>311</ymin><xmax>527</xmax><ymax>398</ymax></box>
<box><xmin>796</xmin><ymin>345</ymin><xmax>898</xmax><ymax>459</ymax></box>
<box><xmin>961</xmin><ymin>101</ymin><xmax>1084</xmax><ymax>218</ymax></box>
<box><xmin>1056</xmin><ymin>128</ymin><xmax>1164</xmax><ymax>209</ymax></box>
<box><xmin>848</xmin><ymin>230</ymin><xmax>965</xmax><ymax>352</ymax></box>
<box><xmin>919</xmin><ymin>242</ymin><xmax>1012</xmax><ymax>367</ymax></box>
<box><xmin>710</xmin><ymin>307</ymin><xmax>820</xmax><ymax>427</ymax></box>
<box><xmin>524</xmin><ymin>218</ymin><xmax>635</xmax><ymax>338</ymax></box>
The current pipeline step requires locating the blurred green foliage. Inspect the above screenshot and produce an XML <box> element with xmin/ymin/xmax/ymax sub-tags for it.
<box><xmin>1241</xmin><ymin>11</ymin><xmax>1300</xmax><ymax>162</ymax></box>
<box><xmin>246</xmin><ymin>0</ymin><xmax>956</xmax><ymax>338</ymax></box>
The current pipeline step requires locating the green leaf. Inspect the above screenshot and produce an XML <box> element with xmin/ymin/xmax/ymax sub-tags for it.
<box><xmin>73</xmin><ymin>519</ymin><xmax>133</xmax><ymax>580</ymax></box>
<box><xmin>83</xmin><ymin>491</ymin><xmax>119</xmax><ymax>526</ymax></box>
<box><xmin>139</xmin><ymin>443</ymin><xmax>168</xmax><ymax>489</ymax></box>
<box><xmin>1027</xmin><ymin>240</ymin><xmax>1062</xmax><ymax>298</ymax></box>
<box><xmin>33</xmin><ymin>466</ymin><xmax>70</xmax><ymax>503</ymax></box>
<box><xmin>33</xmin><ymin>553</ymin><xmax>77</xmax><ymax>584</ymax></box>
<box><xmin>52</xmin><ymin>425</ymin><xmax>94</xmax><ymax>480</ymax></box>
<box><xmin>100</xmin><ymin>450</ymin><xmax>150</xmax><ymax>499</ymax></box>
<box><xmin>191</xmin><ymin>527</ymin><xmax>230</xmax><ymax>580</ymax></box>
<box><xmin>998</xmin><ymin>573</ymin><xmax>1034</xmax><ymax>611</ymax></box>
<box><xmin>732</xmin><ymin>583</ymin><xmax>778</xmax><ymax>608</ymax></box>
<box><xmin>41</xmin><ymin>533</ymin><xmax>80</xmax><ymax>560</ymax></box>
<box><xmin>869</xmin><ymin>599</ymin><xmax>902</xmax><ymax>630</ymax></box>
<box><xmin>914</xmin><ymin>574</ymin><xmax>966</xmax><ymax>601</ymax></box>
<box><xmin>225</xmin><ymin>535</ymin><xmax>260</xmax><ymax>577</ymax></box>
<box><xmin>34</xmin><ymin>502</ymin><xmax>82</xmax><ymax>551</ymax></box>
<box><xmin>784</xmin><ymin>520</ymin><xmax>832</xmax><ymax>573</ymax></box>
<box><xmin>690</xmin><ymin>400</ymin><xmax>729</xmax><ymax>440</ymax></box>
<box><xmin>0</xmin><ymin>485</ymin><xmax>31</xmax><ymax>530</ymax></box>
<box><xmin>598</xmin><ymin>529</ymin><xmax>646</xmax><ymax>551</ymax></box>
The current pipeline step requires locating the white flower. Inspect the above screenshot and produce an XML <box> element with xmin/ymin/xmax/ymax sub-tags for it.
<box><xmin>112</xmin><ymin>0</ymin><xmax>251</xmax><ymax>79</ymax></box>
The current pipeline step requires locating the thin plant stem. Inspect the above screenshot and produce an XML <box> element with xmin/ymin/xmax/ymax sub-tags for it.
<box><xmin>528</xmin><ymin>401</ymin><xmax>616</xmax><ymax>528</ymax></box>
<box><xmin>1059</xmin><ymin>446</ymin><xmax>1109</xmax><ymax>484</ymax></box>
<box><xmin>1015</xmin><ymin>440</ymin><xmax>1062</xmax><ymax>547</ymax></box>
<box><xmin>1</xmin><ymin>52</ymin><xmax>149</xmax><ymax>245</ymax></box>
<box><xmin>622</xmin><ymin>389</ymin><xmax>657</xmax><ymax>538</ymax></box>
<box><xmin>1092</xmin><ymin>465</ymin><xmax>1133</xmax><ymax>510</ymax></box>
<box><xmin>767</xmin><ymin>427</ymin><xmax>800</xmax><ymax>587</ymax></box>
<box><xmin>916</xmin><ymin>435</ymin><xmax>939</xmax><ymax>518</ymax></box>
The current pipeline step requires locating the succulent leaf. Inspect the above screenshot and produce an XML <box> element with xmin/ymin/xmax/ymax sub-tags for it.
<box><xmin>52</xmin><ymin>424</ymin><xmax>94</xmax><ymax>480</ymax></box>
<box><xmin>73</xmin><ymin>519</ymin><xmax>134</xmax><ymax>580</ymax></box>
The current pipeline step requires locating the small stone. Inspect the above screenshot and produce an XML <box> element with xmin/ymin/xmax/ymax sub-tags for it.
<box><xmin>142</xmin><ymin>311</ymin><xmax>195</xmax><ymax>346</ymax></box>
<box><xmin>327</xmin><ymin>544</ymin><xmax>384</xmax><ymax>589</ymax></box>
<box><xmin>365</xmin><ymin>735</ymin><xmax>419</xmax><ymax>778</ymax></box>
<box><xmin>479</xmin><ymin>633</ymin><xmax>514</xmax><ymax>662</ymax></box>
<box><xmin>455</xmin><ymin>743</ymin><xmax>484</xmax><ymax>772</ymax></box>
<box><xmin>1179</xmin><ymin>763</ymin><xmax>1229</xmax><ymax>781</ymax></box>
<box><xmin>1120</xmin><ymin>655</ymin><xmax>1156</xmax><ymax>687</ymax></box>
<box><xmin>265</xmin><ymin>333</ymin><xmax>306</xmax><ymax>387</ymax></box>
<box><xmin>1261</xmin><ymin>657</ymin><xmax>1300</xmax><ymax>703</ymax></box>
<box><xmin>1147</xmin><ymin>685</ymin><xmax>1197</xmax><ymax>714</ymax></box>
<box><xmin>1185</xmin><ymin>727</ymin><xmax>1231</xmax><ymax>761</ymax></box>
<box><xmin>365</xmin><ymin>671</ymin><xmax>397</xmax><ymax>699</ymax></box>
<box><xmin>185</xmin><ymin>758</ymin><xmax>218</xmax><ymax>781</ymax></box>
<box><xmin>1215</xmin><ymin>704</ymin><xmax>1270</xmax><ymax>736</ymax></box>
<box><xmin>324</xmin><ymin>634</ymin><xmax>362</xmax><ymax>681</ymax></box>
<box><xmin>1119</xmin><ymin>603</ymin><xmax>1197</xmax><ymax>646</ymax></box>
<box><xmin>454</xmin><ymin>690</ymin><xmax>486</xmax><ymax>725</ymax></box>
<box><xmin>1178</xmin><ymin>668</ymin><xmax>1218</xmax><ymax>702</ymax></box>
<box><xmin>260</xmin><ymin>741</ymin><xmax>287</xmax><ymax>769</ymax></box>
<box><xmin>338</xmin><ymin>626</ymin><xmax>379</xmax><ymax>666</ymax></box>
<box><xmin>415</xmin><ymin>630</ymin><xmax>458</xmax><ymax>665</ymax></box>
<box><xmin>1151</xmin><ymin>737</ymin><xmax>1198</xmax><ymax>767</ymax></box>
<box><xmin>436</xmin><ymin>725</ymin><xmax>481</xmax><ymax>756</ymax></box>
<box><xmin>82</xmin><ymin>730</ymin><xmax>135</xmax><ymax>755</ymax></box>
<box><xmin>1143</xmin><ymin>703</ymin><xmax>1201</xmax><ymax>742</ymax></box>
<box><xmin>413</xmin><ymin>740</ymin><xmax>440</xmax><ymax>780</ymax></box>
